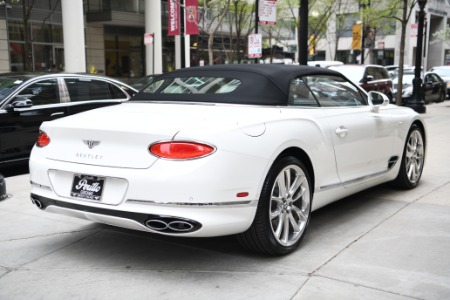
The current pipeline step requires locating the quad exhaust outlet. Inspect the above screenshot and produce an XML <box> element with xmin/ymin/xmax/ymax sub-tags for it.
<box><xmin>145</xmin><ymin>217</ymin><xmax>200</xmax><ymax>233</ymax></box>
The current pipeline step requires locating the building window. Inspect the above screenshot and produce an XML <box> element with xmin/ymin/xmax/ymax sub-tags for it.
<box><xmin>104</xmin><ymin>26</ymin><xmax>145</xmax><ymax>78</ymax></box>
<box><xmin>336</xmin><ymin>50</ymin><xmax>352</xmax><ymax>64</ymax></box>
<box><xmin>374</xmin><ymin>49</ymin><xmax>394</xmax><ymax>66</ymax></box>
<box><xmin>33</xmin><ymin>44</ymin><xmax>54</xmax><ymax>71</ymax></box>
<box><xmin>10</xmin><ymin>43</ymin><xmax>25</xmax><ymax>72</ymax></box>
<box><xmin>7</xmin><ymin>18</ymin><xmax>63</xmax><ymax>72</ymax></box>
<box><xmin>32</xmin><ymin>23</ymin><xmax>63</xmax><ymax>43</ymax></box>
<box><xmin>377</xmin><ymin>19</ymin><xmax>396</xmax><ymax>36</ymax></box>
<box><xmin>336</xmin><ymin>13</ymin><xmax>359</xmax><ymax>38</ymax></box>
<box><xmin>8</xmin><ymin>21</ymin><xmax>25</xmax><ymax>41</ymax></box>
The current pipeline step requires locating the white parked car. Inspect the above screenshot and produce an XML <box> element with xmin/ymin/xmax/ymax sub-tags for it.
<box><xmin>29</xmin><ymin>64</ymin><xmax>426</xmax><ymax>256</ymax></box>
<box><xmin>307</xmin><ymin>60</ymin><xmax>343</xmax><ymax>68</ymax></box>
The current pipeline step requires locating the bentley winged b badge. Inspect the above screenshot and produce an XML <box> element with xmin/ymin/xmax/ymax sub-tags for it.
<box><xmin>83</xmin><ymin>140</ymin><xmax>101</xmax><ymax>149</ymax></box>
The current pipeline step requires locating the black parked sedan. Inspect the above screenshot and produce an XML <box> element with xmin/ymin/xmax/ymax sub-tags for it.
<box><xmin>392</xmin><ymin>72</ymin><xmax>446</xmax><ymax>104</ymax></box>
<box><xmin>0</xmin><ymin>73</ymin><xmax>137</xmax><ymax>167</ymax></box>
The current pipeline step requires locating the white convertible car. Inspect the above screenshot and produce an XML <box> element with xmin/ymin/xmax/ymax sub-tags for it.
<box><xmin>29</xmin><ymin>64</ymin><xmax>426</xmax><ymax>255</ymax></box>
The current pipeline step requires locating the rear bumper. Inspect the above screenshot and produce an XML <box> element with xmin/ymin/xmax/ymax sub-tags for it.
<box><xmin>29</xmin><ymin>191</ymin><xmax>258</xmax><ymax>237</ymax></box>
<box><xmin>31</xmin><ymin>193</ymin><xmax>202</xmax><ymax>233</ymax></box>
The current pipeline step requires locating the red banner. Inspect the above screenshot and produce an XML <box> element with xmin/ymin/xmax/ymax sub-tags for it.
<box><xmin>168</xmin><ymin>0</ymin><xmax>180</xmax><ymax>36</ymax></box>
<box><xmin>185</xmin><ymin>0</ymin><xmax>199</xmax><ymax>35</ymax></box>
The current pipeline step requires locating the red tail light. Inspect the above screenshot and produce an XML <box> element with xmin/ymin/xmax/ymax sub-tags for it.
<box><xmin>36</xmin><ymin>131</ymin><xmax>51</xmax><ymax>147</ymax></box>
<box><xmin>149</xmin><ymin>141</ymin><xmax>215</xmax><ymax>159</ymax></box>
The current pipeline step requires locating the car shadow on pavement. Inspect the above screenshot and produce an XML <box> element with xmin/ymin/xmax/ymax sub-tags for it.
<box><xmin>40</xmin><ymin>183</ymin><xmax>398</xmax><ymax>266</ymax></box>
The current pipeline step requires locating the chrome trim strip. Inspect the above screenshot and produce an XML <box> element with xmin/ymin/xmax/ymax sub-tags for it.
<box><xmin>30</xmin><ymin>180</ymin><xmax>52</xmax><ymax>191</ymax></box>
<box><xmin>0</xmin><ymin>157</ymin><xmax>28</xmax><ymax>164</ymax></box>
<box><xmin>126</xmin><ymin>199</ymin><xmax>258</xmax><ymax>208</ymax></box>
<box><xmin>316</xmin><ymin>182</ymin><xmax>342</xmax><ymax>192</ymax></box>
<box><xmin>318</xmin><ymin>168</ymin><xmax>390</xmax><ymax>192</ymax></box>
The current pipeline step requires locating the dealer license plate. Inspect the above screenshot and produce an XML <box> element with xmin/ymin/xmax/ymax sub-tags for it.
<box><xmin>71</xmin><ymin>174</ymin><xmax>104</xmax><ymax>201</ymax></box>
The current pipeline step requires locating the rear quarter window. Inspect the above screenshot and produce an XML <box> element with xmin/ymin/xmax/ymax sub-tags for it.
<box><xmin>65</xmin><ymin>79</ymin><xmax>112</xmax><ymax>101</ymax></box>
<box><xmin>109</xmin><ymin>84</ymin><xmax>129</xmax><ymax>99</ymax></box>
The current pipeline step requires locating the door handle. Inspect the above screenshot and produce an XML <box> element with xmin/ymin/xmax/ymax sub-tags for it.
<box><xmin>50</xmin><ymin>112</ymin><xmax>65</xmax><ymax>117</ymax></box>
<box><xmin>335</xmin><ymin>126</ymin><xmax>349</xmax><ymax>138</ymax></box>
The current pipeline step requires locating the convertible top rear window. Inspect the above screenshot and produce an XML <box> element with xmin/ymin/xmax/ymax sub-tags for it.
<box><xmin>143</xmin><ymin>77</ymin><xmax>241</xmax><ymax>94</ymax></box>
<box><xmin>131</xmin><ymin>64</ymin><xmax>355</xmax><ymax>106</ymax></box>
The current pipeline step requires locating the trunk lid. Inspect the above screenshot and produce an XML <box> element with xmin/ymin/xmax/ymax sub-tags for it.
<box><xmin>39</xmin><ymin>102</ymin><xmax>273</xmax><ymax>168</ymax></box>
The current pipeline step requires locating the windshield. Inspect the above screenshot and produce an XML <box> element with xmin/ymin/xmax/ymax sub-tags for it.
<box><xmin>0</xmin><ymin>77</ymin><xmax>26</xmax><ymax>102</ymax></box>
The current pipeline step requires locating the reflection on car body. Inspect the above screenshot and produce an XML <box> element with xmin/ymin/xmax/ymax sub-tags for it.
<box><xmin>131</xmin><ymin>74</ymin><xmax>161</xmax><ymax>90</ymax></box>
<box><xmin>29</xmin><ymin>64</ymin><xmax>426</xmax><ymax>256</ymax></box>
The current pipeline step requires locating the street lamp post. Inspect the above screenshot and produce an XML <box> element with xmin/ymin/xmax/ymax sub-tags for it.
<box><xmin>254</xmin><ymin>0</ymin><xmax>259</xmax><ymax>64</ymax></box>
<box><xmin>409</xmin><ymin>0</ymin><xmax>427</xmax><ymax>113</ymax></box>
<box><xmin>298</xmin><ymin>0</ymin><xmax>308</xmax><ymax>65</ymax></box>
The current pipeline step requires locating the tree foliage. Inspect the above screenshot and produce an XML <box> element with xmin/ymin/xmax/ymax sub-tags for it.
<box><xmin>431</xmin><ymin>26</ymin><xmax>450</xmax><ymax>47</ymax></box>
<box><xmin>198</xmin><ymin>0</ymin><xmax>231</xmax><ymax>65</ymax></box>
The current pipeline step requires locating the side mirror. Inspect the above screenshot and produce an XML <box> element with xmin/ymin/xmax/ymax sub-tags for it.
<box><xmin>5</xmin><ymin>99</ymin><xmax>33</xmax><ymax>111</ymax></box>
<box><xmin>368</xmin><ymin>91</ymin><xmax>389</xmax><ymax>112</ymax></box>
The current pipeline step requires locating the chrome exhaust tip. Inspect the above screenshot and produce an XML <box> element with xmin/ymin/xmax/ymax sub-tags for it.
<box><xmin>145</xmin><ymin>219</ymin><xmax>169</xmax><ymax>231</ymax></box>
<box><xmin>168</xmin><ymin>220</ymin><xmax>194</xmax><ymax>232</ymax></box>
<box><xmin>31</xmin><ymin>197</ymin><xmax>43</xmax><ymax>209</ymax></box>
<box><xmin>144</xmin><ymin>216</ymin><xmax>201</xmax><ymax>233</ymax></box>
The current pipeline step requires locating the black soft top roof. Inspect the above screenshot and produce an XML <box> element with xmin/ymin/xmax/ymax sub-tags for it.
<box><xmin>132</xmin><ymin>64</ymin><xmax>344</xmax><ymax>106</ymax></box>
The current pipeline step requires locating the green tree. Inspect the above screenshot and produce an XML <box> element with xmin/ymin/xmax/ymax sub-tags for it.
<box><xmin>226</xmin><ymin>0</ymin><xmax>255</xmax><ymax>64</ymax></box>
<box><xmin>331</xmin><ymin>0</ymin><xmax>356</xmax><ymax>61</ymax></box>
<box><xmin>342</xmin><ymin>0</ymin><xmax>416</xmax><ymax>105</ymax></box>
<box><xmin>281</xmin><ymin>0</ymin><xmax>336</xmax><ymax>62</ymax></box>
<box><xmin>394</xmin><ymin>0</ymin><xmax>418</xmax><ymax>106</ymax></box>
<box><xmin>362</xmin><ymin>0</ymin><xmax>416</xmax><ymax>105</ymax></box>
<box><xmin>431</xmin><ymin>25</ymin><xmax>450</xmax><ymax>47</ymax></box>
<box><xmin>198</xmin><ymin>0</ymin><xmax>232</xmax><ymax>65</ymax></box>
<box><xmin>259</xmin><ymin>0</ymin><xmax>298</xmax><ymax>62</ymax></box>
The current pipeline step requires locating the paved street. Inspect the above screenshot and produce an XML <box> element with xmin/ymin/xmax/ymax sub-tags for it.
<box><xmin>1</xmin><ymin>102</ymin><xmax>450</xmax><ymax>300</ymax></box>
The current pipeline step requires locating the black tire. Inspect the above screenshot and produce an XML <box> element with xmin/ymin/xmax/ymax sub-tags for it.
<box><xmin>438</xmin><ymin>91</ymin><xmax>445</xmax><ymax>103</ymax></box>
<box><xmin>392</xmin><ymin>124</ymin><xmax>425</xmax><ymax>189</ymax></box>
<box><xmin>237</xmin><ymin>156</ymin><xmax>312</xmax><ymax>256</ymax></box>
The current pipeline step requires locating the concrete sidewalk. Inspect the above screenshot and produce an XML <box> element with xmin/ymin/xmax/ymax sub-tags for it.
<box><xmin>1</xmin><ymin>102</ymin><xmax>450</xmax><ymax>300</ymax></box>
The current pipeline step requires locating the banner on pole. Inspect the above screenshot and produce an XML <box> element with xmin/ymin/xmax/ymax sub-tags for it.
<box><xmin>352</xmin><ymin>23</ymin><xmax>362</xmax><ymax>50</ymax></box>
<box><xmin>168</xmin><ymin>0</ymin><xmax>180</xmax><ymax>36</ymax></box>
<box><xmin>185</xmin><ymin>0</ymin><xmax>199</xmax><ymax>35</ymax></box>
